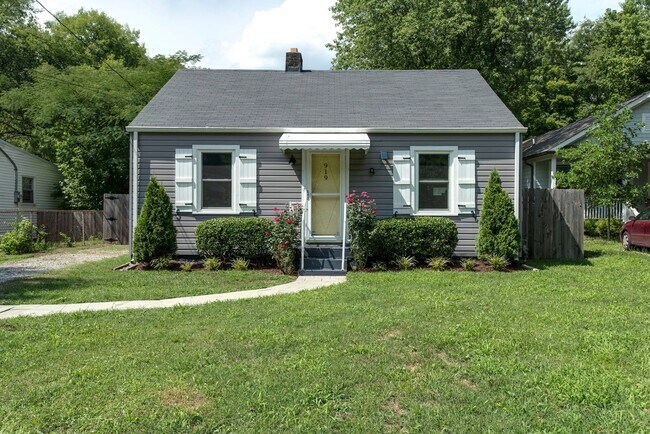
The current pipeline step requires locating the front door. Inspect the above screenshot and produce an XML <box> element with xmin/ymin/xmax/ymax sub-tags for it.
<box><xmin>307</xmin><ymin>152</ymin><xmax>344</xmax><ymax>241</ymax></box>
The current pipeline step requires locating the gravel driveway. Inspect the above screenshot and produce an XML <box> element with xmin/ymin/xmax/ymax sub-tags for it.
<box><xmin>0</xmin><ymin>247</ymin><xmax>128</xmax><ymax>284</ymax></box>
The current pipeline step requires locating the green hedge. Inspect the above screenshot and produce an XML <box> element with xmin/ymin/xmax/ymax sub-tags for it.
<box><xmin>585</xmin><ymin>218</ymin><xmax>623</xmax><ymax>237</ymax></box>
<box><xmin>195</xmin><ymin>218</ymin><xmax>273</xmax><ymax>263</ymax></box>
<box><xmin>371</xmin><ymin>217</ymin><xmax>458</xmax><ymax>262</ymax></box>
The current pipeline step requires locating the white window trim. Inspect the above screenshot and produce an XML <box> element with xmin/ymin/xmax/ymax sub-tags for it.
<box><xmin>192</xmin><ymin>144</ymin><xmax>240</xmax><ymax>215</ymax></box>
<box><xmin>642</xmin><ymin>113</ymin><xmax>649</xmax><ymax>133</ymax></box>
<box><xmin>411</xmin><ymin>146</ymin><xmax>458</xmax><ymax>217</ymax></box>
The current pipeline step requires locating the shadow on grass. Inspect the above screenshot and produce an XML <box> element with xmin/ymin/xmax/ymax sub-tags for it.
<box><xmin>0</xmin><ymin>276</ymin><xmax>92</xmax><ymax>304</ymax></box>
<box><xmin>526</xmin><ymin>248</ymin><xmax>603</xmax><ymax>270</ymax></box>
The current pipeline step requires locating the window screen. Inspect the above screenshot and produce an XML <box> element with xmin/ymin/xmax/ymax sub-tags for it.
<box><xmin>201</xmin><ymin>153</ymin><xmax>232</xmax><ymax>208</ymax></box>
<box><xmin>22</xmin><ymin>177</ymin><xmax>34</xmax><ymax>204</ymax></box>
<box><xmin>418</xmin><ymin>154</ymin><xmax>449</xmax><ymax>210</ymax></box>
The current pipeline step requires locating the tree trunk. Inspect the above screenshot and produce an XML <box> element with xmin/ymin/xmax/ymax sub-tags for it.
<box><xmin>606</xmin><ymin>205</ymin><xmax>611</xmax><ymax>240</ymax></box>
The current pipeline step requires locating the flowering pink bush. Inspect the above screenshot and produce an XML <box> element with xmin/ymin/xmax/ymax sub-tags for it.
<box><xmin>267</xmin><ymin>203</ymin><xmax>302</xmax><ymax>274</ymax></box>
<box><xmin>346</xmin><ymin>191</ymin><xmax>377</xmax><ymax>269</ymax></box>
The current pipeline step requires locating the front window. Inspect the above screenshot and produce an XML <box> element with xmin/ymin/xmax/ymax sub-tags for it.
<box><xmin>417</xmin><ymin>154</ymin><xmax>450</xmax><ymax>211</ymax></box>
<box><xmin>22</xmin><ymin>177</ymin><xmax>34</xmax><ymax>204</ymax></box>
<box><xmin>201</xmin><ymin>152</ymin><xmax>232</xmax><ymax>209</ymax></box>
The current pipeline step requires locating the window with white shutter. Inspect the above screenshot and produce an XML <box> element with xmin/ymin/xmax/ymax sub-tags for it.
<box><xmin>392</xmin><ymin>150</ymin><xmax>413</xmax><ymax>215</ymax></box>
<box><xmin>174</xmin><ymin>148</ymin><xmax>193</xmax><ymax>212</ymax></box>
<box><xmin>456</xmin><ymin>150</ymin><xmax>476</xmax><ymax>213</ymax></box>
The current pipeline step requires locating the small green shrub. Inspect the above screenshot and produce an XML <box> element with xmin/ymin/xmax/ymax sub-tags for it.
<box><xmin>427</xmin><ymin>256</ymin><xmax>450</xmax><ymax>271</ymax></box>
<box><xmin>0</xmin><ymin>218</ymin><xmax>47</xmax><ymax>255</ymax></box>
<box><xmin>133</xmin><ymin>178</ymin><xmax>177</xmax><ymax>263</ymax></box>
<box><xmin>393</xmin><ymin>255</ymin><xmax>417</xmax><ymax>271</ymax></box>
<box><xmin>584</xmin><ymin>219</ymin><xmax>598</xmax><ymax>236</ymax></box>
<box><xmin>204</xmin><ymin>257</ymin><xmax>222</xmax><ymax>271</ymax></box>
<box><xmin>461</xmin><ymin>258</ymin><xmax>476</xmax><ymax>271</ymax></box>
<box><xmin>180</xmin><ymin>261</ymin><xmax>193</xmax><ymax>272</ymax></box>
<box><xmin>594</xmin><ymin>218</ymin><xmax>623</xmax><ymax>238</ymax></box>
<box><xmin>476</xmin><ymin>169</ymin><xmax>520</xmax><ymax>261</ymax></box>
<box><xmin>151</xmin><ymin>256</ymin><xmax>172</xmax><ymax>270</ymax></box>
<box><xmin>371</xmin><ymin>261</ymin><xmax>387</xmax><ymax>272</ymax></box>
<box><xmin>371</xmin><ymin>217</ymin><xmax>458</xmax><ymax>263</ymax></box>
<box><xmin>485</xmin><ymin>255</ymin><xmax>509</xmax><ymax>271</ymax></box>
<box><xmin>195</xmin><ymin>217</ymin><xmax>273</xmax><ymax>264</ymax></box>
<box><xmin>59</xmin><ymin>232</ymin><xmax>73</xmax><ymax>247</ymax></box>
<box><xmin>231</xmin><ymin>258</ymin><xmax>250</xmax><ymax>271</ymax></box>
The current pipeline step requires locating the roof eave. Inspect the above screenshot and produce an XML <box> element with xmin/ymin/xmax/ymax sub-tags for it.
<box><xmin>126</xmin><ymin>126</ymin><xmax>528</xmax><ymax>134</ymax></box>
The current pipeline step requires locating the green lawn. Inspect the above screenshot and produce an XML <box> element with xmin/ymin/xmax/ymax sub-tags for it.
<box><xmin>0</xmin><ymin>255</ymin><xmax>295</xmax><ymax>304</ymax></box>
<box><xmin>0</xmin><ymin>240</ymin><xmax>120</xmax><ymax>264</ymax></box>
<box><xmin>1</xmin><ymin>239</ymin><xmax>649</xmax><ymax>432</ymax></box>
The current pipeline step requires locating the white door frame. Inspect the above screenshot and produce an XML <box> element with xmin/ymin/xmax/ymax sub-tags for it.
<box><xmin>302</xmin><ymin>150</ymin><xmax>349</xmax><ymax>242</ymax></box>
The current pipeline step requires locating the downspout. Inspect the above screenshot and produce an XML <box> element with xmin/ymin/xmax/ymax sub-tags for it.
<box><xmin>0</xmin><ymin>143</ymin><xmax>20</xmax><ymax>204</ymax></box>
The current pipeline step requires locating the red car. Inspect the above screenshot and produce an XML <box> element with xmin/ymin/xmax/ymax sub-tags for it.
<box><xmin>620</xmin><ymin>210</ymin><xmax>650</xmax><ymax>249</ymax></box>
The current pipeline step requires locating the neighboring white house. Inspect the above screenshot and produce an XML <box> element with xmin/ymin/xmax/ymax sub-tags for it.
<box><xmin>0</xmin><ymin>139</ymin><xmax>62</xmax><ymax>210</ymax></box>
<box><xmin>522</xmin><ymin>91</ymin><xmax>650</xmax><ymax>192</ymax></box>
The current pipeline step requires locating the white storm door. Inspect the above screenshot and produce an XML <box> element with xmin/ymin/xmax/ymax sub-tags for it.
<box><xmin>306</xmin><ymin>152</ymin><xmax>345</xmax><ymax>241</ymax></box>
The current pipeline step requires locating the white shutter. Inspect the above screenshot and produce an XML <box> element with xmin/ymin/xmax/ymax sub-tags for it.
<box><xmin>457</xmin><ymin>150</ymin><xmax>476</xmax><ymax>213</ymax></box>
<box><xmin>175</xmin><ymin>148</ymin><xmax>193</xmax><ymax>212</ymax></box>
<box><xmin>392</xmin><ymin>150</ymin><xmax>413</xmax><ymax>215</ymax></box>
<box><xmin>237</xmin><ymin>149</ymin><xmax>257</xmax><ymax>212</ymax></box>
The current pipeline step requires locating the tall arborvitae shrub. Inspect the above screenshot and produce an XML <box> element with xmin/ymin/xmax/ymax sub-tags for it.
<box><xmin>476</xmin><ymin>169</ymin><xmax>520</xmax><ymax>261</ymax></box>
<box><xmin>133</xmin><ymin>178</ymin><xmax>177</xmax><ymax>262</ymax></box>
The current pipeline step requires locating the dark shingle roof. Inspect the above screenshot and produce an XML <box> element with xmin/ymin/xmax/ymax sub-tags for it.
<box><xmin>522</xmin><ymin>116</ymin><xmax>594</xmax><ymax>158</ymax></box>
<box><xmin>128</xmin><ymin>69</ymin><xmax>524</xmax><ymax>130</ymax></box>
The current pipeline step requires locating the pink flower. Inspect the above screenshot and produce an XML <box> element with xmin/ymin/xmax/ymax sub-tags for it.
<box><xmin>273</xmin><ymin>207</ymin><xmax>278</xmax><ymax>212</ymax></box>
<box><xmin>264</xmin><ymin>230</ymin><xmax>270</xmax><ymax>236</ymax></box>
<box><xmin>274</xmin><ymin>217</ymin><xmax>280</xmax><ymax>223</ymax></box>
<box><xmin>287</xmin><ymin>218</ymin><xmax>293</xmax><ymax>224</ymax></box>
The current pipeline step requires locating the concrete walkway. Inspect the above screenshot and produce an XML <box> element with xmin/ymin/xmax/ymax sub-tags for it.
<box><xmin>0</xmin><ymin>275</ymin><xmax>346</xmax><ymax>319</ymax></box>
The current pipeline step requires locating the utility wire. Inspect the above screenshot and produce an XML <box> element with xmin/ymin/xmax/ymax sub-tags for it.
<box><xmin>34</xmin><ymin>0</ymin><xmax>149</xmax><ymax>103</ymax></box>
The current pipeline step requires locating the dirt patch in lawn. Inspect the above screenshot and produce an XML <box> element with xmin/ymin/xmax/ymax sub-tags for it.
<box><xmin>435</xmin><ymin>350</ymin><xmax>462</xmax><ymax>367</ymax></box>
<box><xmin>0</xmin><ymin>323</ymin><xmax>17</xmax><ymax>331</ymax></box>
<box><xmin>459</xmin><ymin>378</ymin><xmax>479</xmax><ymax>390</ymax></box>
<box><xmin>159</xmin><ymin>386</ymin><xmax>208</xmax><ymax>411</ymax></box>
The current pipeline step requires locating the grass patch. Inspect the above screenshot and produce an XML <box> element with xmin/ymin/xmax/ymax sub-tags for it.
<box><xmin>0</xmin><ymin>255</ymin><xmax>294</xmax><ymax>304</ymax></box>
<box><xmin>0</xmin><ymin>239</ymin><xmax>648</xmax><ymax>432</ymax></box>
<box><xmin>0</xmin><ymin>239</ymin><xmax>118</xmax><ymax>264</ymax></box>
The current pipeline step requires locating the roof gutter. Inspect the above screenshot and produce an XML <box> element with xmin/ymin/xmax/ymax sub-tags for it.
<box><xmin>126</xmin><ymin>126</ymin><xmax>528</xmax><ymax>134</ymax></box>
<box><xmin>0</xmin><ymin>143</ymin><xmax>19</xmax><ymax>204</ymax></box>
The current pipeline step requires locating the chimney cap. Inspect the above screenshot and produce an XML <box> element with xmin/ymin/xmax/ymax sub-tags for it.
<box><xmin>289</xmin><ymin>48</ymin><xmax>299</xmax><ymax>53</ymax></box>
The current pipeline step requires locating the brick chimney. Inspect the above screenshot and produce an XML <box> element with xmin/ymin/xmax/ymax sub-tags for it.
<box><xmin>285</xmin><ymin>48</ymin><xmax>303</xmax><ymax>72</ymax></box>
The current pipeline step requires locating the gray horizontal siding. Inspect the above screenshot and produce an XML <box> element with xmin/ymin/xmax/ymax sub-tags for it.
<box><xmin>138</xmin><ymin>132</ymin><xmax>516</xmax><ymax>257</ymax></box>
<box><xmin>352</xmin><ymin>134</ymin><xmax>516</xmax><ymax>256</ymax></box>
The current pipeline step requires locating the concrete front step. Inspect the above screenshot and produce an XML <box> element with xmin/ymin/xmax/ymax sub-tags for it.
<box><xmin>299</xmin><ymin>269</ymin><xmax>347</xmax><ymax>277</ymax></box>
<box><xmin>301</xmin><ymin>244</ymin><xmax>349</xmax><ymax>275</ymax></box>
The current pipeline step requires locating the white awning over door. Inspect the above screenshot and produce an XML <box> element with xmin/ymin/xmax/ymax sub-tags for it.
<box><xmin>279</xmin><ymin>133</ymin><xmax>370</xmax><ymax>153</ymax></box>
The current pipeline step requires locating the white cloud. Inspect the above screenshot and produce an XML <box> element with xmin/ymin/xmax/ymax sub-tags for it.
<box><xmin>225</xmin><ymin>0</ymin><xmax>337</xmax><ymax>70</ymax></box>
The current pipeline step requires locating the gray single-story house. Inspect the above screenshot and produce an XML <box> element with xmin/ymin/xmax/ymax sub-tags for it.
<box><xmin>127</xmin><ymin>49</ymin><xmax>526</xmax><ymax>271</ymax></box>
<box><xmin>523</xmin><ymin>91</ymin><xmax>650</xmax><ymax>196</ymax></box>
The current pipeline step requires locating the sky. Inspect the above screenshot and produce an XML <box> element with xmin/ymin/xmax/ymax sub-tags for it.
<box><xmin>37</xmin><ymin>0</ymin><xmax>623</xmax><ymax>71</ymax></box>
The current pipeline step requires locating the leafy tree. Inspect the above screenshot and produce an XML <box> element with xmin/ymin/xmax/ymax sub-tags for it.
<box><xmin>555</xmin><ymin>104</ymin><xmax>649</xmax><ymax>238</ymax></box>
<box><xmin>132</xmin><ymin>178</ymin><xmax>177</xmax><ymax>263</ymax></box>
<box><xmin>329</xmin><ymin>0</ymin><xmax>577</xmax><ymax>136</ymax></box>
<box><xmin>0</xmin><ymin>7</ymin><xmax>201</xmax><ymax>208</ymax></box>
<box><xmin>571</xmin><ymin>0</ymin><xmax>650</xmax><ymax>111</ymax></box>
<box><xmin>476</xmin><ymin>169</ymin><xmax>521</xmax><ymax>261</ymax></box>
<box><xmin>0</xmin><ymin>0</ymin><xmax>41</xmax><ymax>143</ymax></box>
<box><xmin>41</xmin><ymin>9</ymin><xmax>148</xmax><ymax>69</ymax></box>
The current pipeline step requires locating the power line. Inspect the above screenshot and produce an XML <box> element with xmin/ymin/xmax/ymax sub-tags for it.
<box><xmin>34</xmin><ymin>0</ymin><xmax>149</xmax><ymax>103</ymax></box>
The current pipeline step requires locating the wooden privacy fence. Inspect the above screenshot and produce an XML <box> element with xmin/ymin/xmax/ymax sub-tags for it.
<box><xmin>522</xmin><ymin>189</ymin><xmax>585</xmax><ymax>260</ymax></box>
<box><xmin>0</xmin><ymin>193</ymin><xmax>130</xmax><ymax>245</ymax></box>
<box><xmin>0</xmin><ymin>210</ymin><xmax>102</xmax><ymax>242</ymax></box>
<box><xmin>103</xmin><ymin>194</ymin><xmax>129</xmax><ymax>244</ymax></box>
